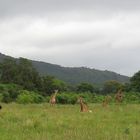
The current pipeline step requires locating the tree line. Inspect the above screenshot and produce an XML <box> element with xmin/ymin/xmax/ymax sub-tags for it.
<box><xmin>0</xmin><ymin>58</ymin><xmax>67</xmax><ymax>95</ymax></box>
<box><xmin>0</xmin><ymin>57</ymin><xmax>140</xmax><ymax>104</ymax></box>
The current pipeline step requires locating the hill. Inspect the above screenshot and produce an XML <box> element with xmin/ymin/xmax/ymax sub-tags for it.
<box><xmin>0</xmin><ymin>53</ymin><xmax>129</xmax><ymax>85</ymax></box>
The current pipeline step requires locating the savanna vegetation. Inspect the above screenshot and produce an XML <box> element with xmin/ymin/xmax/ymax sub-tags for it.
<box><xmin>0</xmin><ymin>57</ymin><xmax>139</xmax><ymax>104</ymax></box>
<box><xmin>0</xmin><ymin>57</ymin><xmax>140</xmax><ymax>140</ymax></box>
<box><xmin>0</xmin><ymin>103</ymin><xmax>139</xmax><ymax>140</ymax></box>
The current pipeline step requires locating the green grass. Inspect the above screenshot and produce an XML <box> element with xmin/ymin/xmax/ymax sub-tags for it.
<box><xmin>0</xmin><ymin>103</ymin><xmax>140</xmax><ymax>140</ymax></box>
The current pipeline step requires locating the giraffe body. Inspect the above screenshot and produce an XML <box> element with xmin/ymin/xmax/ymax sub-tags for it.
<box><xmin>102</xmin><ymin>95</ymin><xmax>112</xmax><ymax>107</ymax></box>
<box><xmin>50</xmin><ymin>90</ymin><xmax>58</xmax><ymax>106</ymax></box>
<box><xmin>115</xmin><ymin>89</ymin><xmax>123</xmax><ymax>104</ymax></box>
<box><xmin>78</xmin><ymin>97</ymin><xmax>89</xmax><ymax>112</ymax></box>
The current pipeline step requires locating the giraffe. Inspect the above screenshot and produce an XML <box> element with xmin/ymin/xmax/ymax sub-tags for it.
<box><xmin>102</xmin><ymin>95</ymin><xmax>112</xmax><ymax>107</ymax></box>
<box><xmin>50</xmin><ymin>90</ymin><xmax>58</xmax><ymax>106</ymax></box>
<box><xmin>115</xmin><ymin>89</ymin><xmax>123</xmax><ymax>104</ymax></box>
<box><xmin>78</xmin><ymin>97</ymin><xmax>90</xmax><ymax>112</ymax></box>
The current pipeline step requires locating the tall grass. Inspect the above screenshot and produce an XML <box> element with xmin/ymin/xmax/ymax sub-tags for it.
<box><xmin>0</xmin><ymin>103</ymin><xmax>139</xmax><ymax>140</ymax></box>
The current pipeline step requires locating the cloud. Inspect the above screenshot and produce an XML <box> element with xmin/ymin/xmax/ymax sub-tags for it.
<box><xmin>0</xmin><ymin>0</ymin><xmax>140</xmax><ymax>76</ymax></box>
<box><xmin>0</xmin><ymin>0</ymin><xmax>140</xmax><ymax>18</ymax></box>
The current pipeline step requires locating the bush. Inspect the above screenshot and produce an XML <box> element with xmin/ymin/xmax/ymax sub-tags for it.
<box><xmin>1</xmin><ymin>92</ymin><xmax>12</xmax><ymax>103</ymax></box>
<box><xmin>78</xmin><ymin>92</ymin><xmax>95</xmax><ymax>103</ymax></box>
<box><xmin>93</xmin><ymin>95</ymin><xmax>104</xmax><ymax>103</ymax></box>
<box><xmin>45</xmin><ymin>96</ymin><xmax>51</xmax><ymax>103</ymax></box>
<box><xmin>6</xmin><ymin>84</ymin><xmax>22</xmax><ymax>100</ymax></box>
<box><xmin>0</xmin><ymin>84</ymin><xmax>22</xmax><ymax>102</ymax></box>
<box><xmin>56</xmin><ymin>92</ymin><xmax>95</xmax><ymax>104</ymax></box>
<box><xmin>16</xmin><ymin>90</ymin><xmax>45</xmax><ymax>104</ymax></box>
<box><xmin>57</xmin><ymin>92</ymin><xmax>78</xmax><ymax>104</ymax></box>
<box><xmin>123</xmin><ymin>92</ymin><xmax>140</xmax><ymax>104</ymax></box>
<box><xmin>76</xmin><ymin>83</ymin><xmax>95</xmax><ymax>93</ymax></box>
<box><xmin>0</xmin><ymin>94</ymin><xmax>3</xmax><ymax>102</ymax></box>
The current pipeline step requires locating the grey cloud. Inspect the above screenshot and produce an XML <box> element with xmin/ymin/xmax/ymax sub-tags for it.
<box><xmin>0</xmin><ymin>0</ymin><xmax>140</xmax><ymax>18</ymax></box>
<box><xmin>0</xmin><ymin>0</ymin><xmax>140</xmax><ymax>76</ymax></box>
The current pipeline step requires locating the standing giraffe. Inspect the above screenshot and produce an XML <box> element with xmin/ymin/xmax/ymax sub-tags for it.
<box><xmin>78</xmin><ymin>97</ymin><xmax>91</xmax><ymax>112</ymax></box>
<box><xmin>115</xmin><ymin>89</ymin><xmax>123</xmax><ymax>104</ymax></box>
<box><xmin>102</xmin><ymin>95</ymin><xmax>112</xmax><ymax>107</ymax></box>
<box><xmin>50</xmin><ymin>90</ymin><xmax>58</xmax><ymax>106</ymax></box>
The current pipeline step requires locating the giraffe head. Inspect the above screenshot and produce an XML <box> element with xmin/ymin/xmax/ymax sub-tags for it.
<box><xmin>117</xmin><ymin>89</ymin><xmax>122</xmax><ymax>94</ymax></box>
<box><xmin>77</xmin><ymin>96</ymin><xmax>83</xmax><ymax>103</ymax></box>
<box><xmin>106</xmin><ymin>95</ymin><xmax>112</xmax><ymax>101</ymax></box>
<box><xmin>54</xmin><ymin>89</ymin><xmax>58</xmax><ymax>95</ymax></box>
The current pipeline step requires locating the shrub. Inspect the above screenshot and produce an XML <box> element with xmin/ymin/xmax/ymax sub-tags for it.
<box><xmin>56</xmin><ymin>92</ymin><xmax>95</xmax><ymax>104</ymax></box>
<box><xmin>45</xmin><ymin>96</ymin><xmax>51</xmax><ymax>103</ymax></box>
<box><xmin>1</xmin><ymin>92</ymin><xmax>13</xmax><ymax>103</ymax></box>
<box><xmin>6</xmin><ymin>84</ymin><xmax>22</xmax><ymax>100</ymax></box>
<box><xmin>57</xmin><ymin>92</ymin><xmax>78</xmax><ymax>104</ymax></box>
<box><xmin>0</xmin><ymin>84</ymin><xmax>22</xmax><ymax>102</ymax></box>
<box><xmin>123</xmin><ymin>92</ymin><xmax>140</xmax><ymax>104</ymax></box>
<box><xmin>93</xmin><ymin>95</ymin><xmax>104</xmax><ymax>103</ymax></box>
<box><xmin>78</xmin><ymin>92</ymin><xmax>95</xmax><ymax>103</ymax></box>
<box><xmin>16</xmin><ymin>90</ymin><xmax>45</xmax><ymax>104</ymax></box>
<box><xmin>0</xmin><ymin>94</ymin><xmax>3</xmax><ymax>102</ymax></box>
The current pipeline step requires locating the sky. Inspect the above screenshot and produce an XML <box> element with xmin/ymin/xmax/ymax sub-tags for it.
<box><xmin>0</xmin><ymin>0</ymin><xmax>140</xmax><ymax>76</ymax></box>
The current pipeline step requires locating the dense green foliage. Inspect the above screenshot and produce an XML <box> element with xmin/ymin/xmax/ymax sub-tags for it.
<box><xmin>123</xmin><ymin>92</ymin><xmax>140</xmax><ymax>104</ymax></box>
<box><xmin>17</xmin><ymin>90</ymin><xmax>44</xmax><ymax>104</ymax></box>
<box><xmin>0</xmin><ymin>54</ymin><xmax>140</xmax><ymax>105</ymax></box>
<box><xmin>0</xmin><ymin>58</ymin><xmax>42</xmax><ymax>91</ymax></box>
<box><xmin>130</xmin><ymin>71</ymin><xmax>140</xmax><ymax>92</ymax></box>
<box><xmin>76</xmin><ymin>82</ymin><xmax>95</xmax><ymax>93</ymax></box>
<box><xmin>0</xmin><ymin>83</ymin><xmax>139</xmax><ymax>104</ymax></box>
<box><xmin>0</xmin><ymin>84</ymin><xmax>22</xmax><ymax>103</ymax></box>
<box><xmin>56</xmin><ymin>92</ymin><xmax>140</xmax><ymax>104</ymax></box>
<box><xmin>41</xmin><ymin>76</ymin><xmax>68</xmax><ymax>95</ymax></box>
<box><xmin>56</xmin><ymin>92</ymin><xmax>96</xmax><ymax>104</ymax></box>
<box><xmin>102</xmin><ymin>80</ymin><xmax>124</xmax><ymax>94</ymax></box>
<box><xmin>0</xmin><ymin>58</ymin><xmax>67</xmax><ymax>95</ymax></box>
<box><xmin>57</xmin><ymin>92</ymin><xmax>78</xmax><ymax>104</ymax></box>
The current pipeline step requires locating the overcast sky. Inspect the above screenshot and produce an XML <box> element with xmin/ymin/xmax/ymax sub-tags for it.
<box><xmin>0</xmin><ymin>0</ymin><xmax>140</xmax><ymax>76</ymax></box>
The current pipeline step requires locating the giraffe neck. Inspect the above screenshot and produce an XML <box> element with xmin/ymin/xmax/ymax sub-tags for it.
<box><xmin>80</xmin><ymin>101</ymin><xmax>85</xmax><ymax>110</ymax></box>
<box><xmin>53</xmin><ymin>93</ymin><xmax>57</xmax><ymax>98</ymax></box>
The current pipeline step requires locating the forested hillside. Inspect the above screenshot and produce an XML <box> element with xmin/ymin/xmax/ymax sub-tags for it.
<box><xmin>0</xmin><ymin>53</ymin><xmax>129</xmax><ymax>85</ymax></box>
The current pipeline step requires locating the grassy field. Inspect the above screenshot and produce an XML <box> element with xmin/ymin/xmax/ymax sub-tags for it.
<box><xmin>0</xmin><ymin>103</ymin><xmax>139</xmax><ymax>140</ymax></box>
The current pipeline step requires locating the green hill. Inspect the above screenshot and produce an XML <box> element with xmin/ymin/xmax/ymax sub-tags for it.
<box><xmin>0</xmin><ymin>53</ymin><xmax>129</xmax><ymax>85</ymax></box>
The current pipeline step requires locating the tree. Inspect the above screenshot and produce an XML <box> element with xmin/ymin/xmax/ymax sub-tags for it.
<box><xmin>124</xmin><ymin>83</ymin><xmax>131</xmax><ymax>92</ymax></box>
<box><xmin>102</xmin><ymin>80</ymin><xmax>124</xmax><ymax>94</ymax></box>
<box><xmin>0</xmin><ymin>57</ymin><xmax>67</xmax><ymax>95</ymax></box>
<box><xmin>52</xmin><ymin>79</ymin><xmax>68</xmax><ymax>92</ymax></box>
<box><xmin>130</xmin><ymin>71</ymin><xmax>140</xmax><ymax>92</ymax></box>
<box><xmin>16</xmin><ymin>58</ymin><xmax>42</xmax><ymax>91</ymax></box>
<box><xmin>0</xmin><ymin>58</ymin><xmax>42</xmax><ymax>91</ymax></box>
<box><xmin>76</xmin><ymin>83</ymin><xmax>94</xmax><ymax>93</ymax></box>
<box><xmin>0</xmin><ymin>58</ymin><xmax>18</xmax><ymax>83</ymax></box>
<box><xmin>41</xmin><ymin>75</ymin><xmax>67</xmax><ymax>95</ymax></box>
